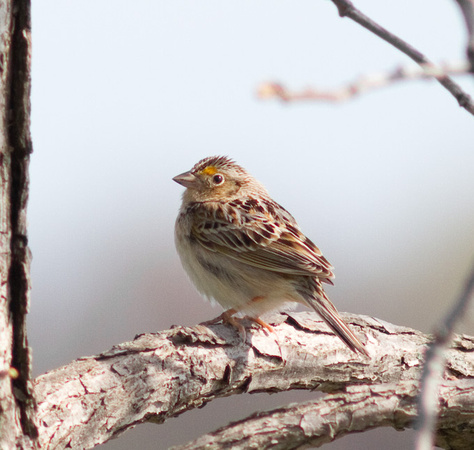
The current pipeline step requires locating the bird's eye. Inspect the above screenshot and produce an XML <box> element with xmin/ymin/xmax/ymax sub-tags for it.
<box><xmin>212</xmin><ymin>174</ymin><xmax>224</xmax><ymax>185</ymax></box>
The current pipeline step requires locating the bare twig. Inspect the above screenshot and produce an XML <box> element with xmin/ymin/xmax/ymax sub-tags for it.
<box><xmin>173</xmin><ymin>381</ymin><xmax>474</xmax><ymax>450</ymax></box>
<box><xmin>258</xmin><ymin>61</ymin><xmax>471</xmax><ymax>103</ymax></box>
<box><xmin>330</xmin><ymin>0</ymin><xmax>474</xmax><ymax>114</ymax></box>
<box><xmin>416</xmin><ymin>262</ymin><xmax>474</xmax><ymax>450</ymax></box>
<box><xmin>455</xmin><ymin>0</ymin><xmax>474</xmax><ymax>69</ymax></box>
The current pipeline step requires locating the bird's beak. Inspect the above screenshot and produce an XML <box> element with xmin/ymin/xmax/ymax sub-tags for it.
<box><xmin>173</xmin><ymin>171</ymin><xmax>198</xmax><ymax>188</ymax></box>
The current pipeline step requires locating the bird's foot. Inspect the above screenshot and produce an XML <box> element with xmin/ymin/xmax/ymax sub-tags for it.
<box><xmin>200</xmin><ymin>309</ymin><xmax>247</xmax><ymax>341</ymax></box>
<box><xmin>245</xmin><ymin>316</ymin><xmax>274</xmax><ymax>333</ymax></box>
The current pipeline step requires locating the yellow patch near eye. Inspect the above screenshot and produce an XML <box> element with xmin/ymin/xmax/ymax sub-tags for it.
<box><xmin>201</xmin><ymin>166</ymin><xmax>218</xmax><ymax>176</ymax></box>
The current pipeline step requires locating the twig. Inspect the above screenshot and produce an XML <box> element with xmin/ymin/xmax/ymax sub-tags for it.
<box><xmin>330</xmin><ymin>0</ymin><xmax>474</xmax><ymax>114</ymax></box>
<box><xmin>257</xmin><ymin>61</ymin><xmax>471</xmax><ymax>103</ymax></box>
<box><xmin>415</xmin><ymin>262</ymin><xmax>474</xmax><ymax>450</ymax></box>
<box><xmin>455</xmin><ymin>0</ymin><xmax>474</xmax><ymax>69</ymax></box>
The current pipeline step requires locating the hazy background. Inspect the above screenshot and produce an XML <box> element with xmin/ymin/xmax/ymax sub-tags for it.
<box><xmin>29</xmin><ymin>1</ymin><xmax>474</xmax><ymax>448</ymax></box>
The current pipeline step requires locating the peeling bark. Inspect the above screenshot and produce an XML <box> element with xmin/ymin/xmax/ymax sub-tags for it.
<box><xmin>33</xmin><ymin>313</ymin><xmax>474</xmax><ymax>449</ymax></box>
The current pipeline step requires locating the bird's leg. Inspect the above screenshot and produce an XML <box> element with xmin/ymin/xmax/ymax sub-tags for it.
<box><xmin>200</xmin><ymin>308</ymin><xmax>247</xmax><ymax>340</ymax></box>
<box><xmin>244</xmin><ymin>296</ymin><xmax>275</xmax><ymax>333</ymax></box>
<box><xmin>244</xmin><ymin>298</ymin><xmax>281</xmax><ymax>359</ymax></box>
<box><xmin>200</xmin><ymin>296</ymin><xmax>274</xmax><ymax>338</ymax></box>
<box><xmin>245</xmin><ymin>316</ymin><xmax>274</xmax><ymax>333</ymax></box>
<box><xmin>200</xmin><ymin>308</ymin><xmax>237</xmax><ymax>326</ymax></box>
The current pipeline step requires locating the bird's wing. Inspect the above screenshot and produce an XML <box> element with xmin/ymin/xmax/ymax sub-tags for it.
<box><xmin>189</xmin><ymin>199</ymin><xmax>334</xmax><ymax>281</ymax></box>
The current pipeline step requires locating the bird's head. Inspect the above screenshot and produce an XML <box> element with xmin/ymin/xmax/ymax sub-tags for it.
<box><xmin>173</xmin><ymin>156</ymin><xmax>267</xmax><ymax>202</ymax></box>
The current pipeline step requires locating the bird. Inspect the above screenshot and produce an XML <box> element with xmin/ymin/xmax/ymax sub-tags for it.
<box><xmin>173</xmin><ymin>155</ymin><xmax>368</xmax><ymax>356</ymax></box>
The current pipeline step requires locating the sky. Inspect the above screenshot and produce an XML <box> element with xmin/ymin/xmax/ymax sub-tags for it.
<box><xmin>28</xmin><ymin>1</ymin><xmax>474</xmax><ymax>449</ymax></box>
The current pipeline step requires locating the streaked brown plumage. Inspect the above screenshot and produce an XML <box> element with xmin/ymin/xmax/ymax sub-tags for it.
<box><xmin>174</xmin><ymin>156</ymin><xmax>368</xmax><ymax>356</ymax></box>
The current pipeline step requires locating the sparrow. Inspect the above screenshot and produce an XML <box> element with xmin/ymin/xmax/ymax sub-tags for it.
<box><xmin>174</xmin><ymin>155</ymin><xmax>368</xmax><ymax>356</ymax></box>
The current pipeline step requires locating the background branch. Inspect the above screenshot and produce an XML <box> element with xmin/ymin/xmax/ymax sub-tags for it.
<box><xmin>330</xmin><ymin>0</ymin><xmax>474</xmax><ymax>114</ymax></box>
<box><xmin>258</xmin><ymin>61</ymin><xmax>470</xmax><ymax>103</ymax></box>
<box><xmin>173</xmin><ymin>380</ymin><xmax>474</xmax><ymax>450</ymax></box>
<box><xmin>455</xmin><ymin>0</ymin><xmax>474</xmax><ymax>68</ymax></box>
<box><xmin>416</xmin><ymin>262</ymin><xmax>474</xmax><ymax>450</ymax></box>
<box><xmin>33</xmin><ymin>312</ymin><xmax>474</xmax><ymax>449</ymax></box>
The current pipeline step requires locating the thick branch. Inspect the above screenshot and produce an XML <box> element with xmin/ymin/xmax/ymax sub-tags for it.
<box><xmin>7</xmin><ymin>0</ymin><xmax>36</xmax><ymax>441</ymax></box>
<box><xmin>33</xmin><ymin>312</ymin><xmax>474</xmax><ymax>449</ymax></box>
<box><xmin>0</xmin><ymin>0</ymin><xmax>35</xmax><ymax>447</ymax></box>
<box><xmin>173</xmin><ymin>380</ymin><xmax>474</xmax><ymax>450</ymax></box>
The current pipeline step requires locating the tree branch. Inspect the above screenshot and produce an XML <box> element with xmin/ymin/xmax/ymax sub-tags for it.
<box><xmin>0</xmin><ymin>0</ymin><xmax>35</xmax><ymax>447</ymax></box>
<box><xmin>330</xmin><ymin>0</ymin><xmax>474</xmax><ymax>114</ymax></box>
<box><xmin>455</xmin><ymin>0</ymin><xmax>474</xmax><ymax>69</ymax></box>
<box><xmin>416</xmin><ymin>262</ymin><xmax>474</xmax><ymax>450</ymax></box>
<box><xmin>258</xmin><ymin>61</ymin><xmax>471</xmax><ymax>103</ymax></box>
<box><xmin>7</xmin><ymin>0</ymin><xmax>36</xmax><ymax>441</ymax></box>
<box><xmin>33</xmin><ymin>312</ymin><xmax>474</xmax><ymax>449</ymax></box>
<box><xmin>172</xmin><ymin>380</ymin><xmax>474</xmax><ymax>450</ymax></box>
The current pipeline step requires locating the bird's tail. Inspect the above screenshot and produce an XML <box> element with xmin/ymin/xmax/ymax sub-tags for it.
<box><xmin>302</xmin><ymin>282</ymin><xmax>369</xmax><ymax>357</ymax></box>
